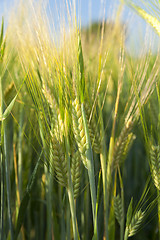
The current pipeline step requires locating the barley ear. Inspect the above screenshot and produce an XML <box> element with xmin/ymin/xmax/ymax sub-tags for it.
<box><xmin>114</xmin><ymin>194</ymin><xmax>124</xmax><ymax>226</ymax></box>
<box><xmin>150</xmin><ymin>145</ymin><xmax>160</xmax><ymax>191</ymax></box>
<box><xmin>71</xmin><ymin>150</ymin><xmax>81</xmax><ymax>199</ymax></box>
<box><xmin>128</xmin><ymin>3</ymin><xmax>160</xmax><ymax>36</ymax></box>
<box><xmin>112</xmin><ymin>118</ymin><xmax>135</xmax><ymax>171</ymax></box>
<box><xmin>124</xmin><ymin>198</ymin><xmax>133</xmax><ymax>239</ymax></box>
<box><xmin>42</xmin><ymin>84</ymin><xmax>56</xmax><ymax>112</ymax></box>
<box><xmin>51</xmin><ymin>131</ymin><xmax>68</xmax><ymax>187</ymax></box>
<box><xmin>128</xmin><ymin>209</ymin><xmax>145</xmax><ymax>237</ymax></box>
<box><xmin>72</xmin><ymin>97</ymin><xmax>88</xmax><ymax>168</ymax></box>
<box><xmin>54</xmin><ymin>112</ymin><xmax>65</xmax><ymax>142</ymax></box>
<box><xmin>85</xmin><ymin>102</ymin><xmax>102</xmax><ymax>154</ymax></box>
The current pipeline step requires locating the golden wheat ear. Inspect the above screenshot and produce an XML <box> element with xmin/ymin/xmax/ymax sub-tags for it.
<box><xmin>127</xmin><ymin>2</ymin><xmax>160</xmax><ymax>37</ymax></box>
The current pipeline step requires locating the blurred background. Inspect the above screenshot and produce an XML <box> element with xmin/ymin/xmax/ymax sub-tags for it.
<box><xmin>0</xmin><ymin>0</ymin><xmax>159</xmax><ymax>55</ymax></box>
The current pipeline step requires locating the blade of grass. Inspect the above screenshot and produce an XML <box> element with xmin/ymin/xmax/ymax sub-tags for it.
<box><xmin>18</xmin><ymin>105</ymin><xmax>24</xmax><ymax>200</ymax></box>
<box><xmin>118</xmin><ymin>166</ymin><xmax>125</xmax><ymax>240</ymax></box>
<box><xmin>0</xmin><ymin>17</ymin><xmax>4</xmax><ymax>48</ymax></box>
<box><xmin>4</xmin><ymin>118</ymin><xmax>14</xmax><ymax>240</ymax></box>
<box><xmin>13</xmin><ymin>143</ymin><xmax>25</xmax><ymax>240</ymax></box>
<box><xmin>92</xmin><ymin>170</ymin><xmax>101</xmax><ymax>240</ymax></box>
<box><xmin>0</xmin><ymin>138</ymin><xmax>4</xmax><ymax>240</ymax></box>
<box><xmin>0</xmin><ymin>74</ymin><xmax>4</xmax><ymax>240</ymax></box>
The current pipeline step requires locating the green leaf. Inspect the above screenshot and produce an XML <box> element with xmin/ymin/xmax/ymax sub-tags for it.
<box><xmin>0</xmin><ymin>17</ymin><xmax>4</xmax><ymax>48</ymax></box>
<box><xmin>126</xmin><ymin>197</ymin><xmax>133</xmax><ymax>227</ymax></box>
<box><xmin>0</xmin><ymin>40</ymin><xmax>5</xmax><ymax>59</ymax></box>
<box><xmin>78</xmin><ymin>30</ymin><xmax>85</xmax><ymax>103</ymax></box>
<box><xmin>0</xmin><ymin>94</ymin><xmax>18</xmax><ymax>121</ymax></box>
<box><xmin>14</xmin><ymin>192</ymin><xmax>30</xmax><ymax>240</ymax></box>
<box><xmin>108</xmin><ymin>198</ymin><xmax>115</xmax><ymax>240</ymax></box>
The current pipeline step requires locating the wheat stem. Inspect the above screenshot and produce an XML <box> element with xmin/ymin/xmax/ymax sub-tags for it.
<box><xmin>124</xmin><ymin>227</ymin><xmax>129</xmax><ymax>240</ymax></box>
<box><xmin>118</xmin><ymin>167</ymin><xmax>124</xmax><ymax>240</ymax></box>
<box><xmin>65</xmin><ymin>112</ymin><xmax>80</xmax><ymax>240</ymax></box>
<box><xmin>81</xmin><ymin>103</ymin><xmax>98</xmax><ymax>239</ymax></box>
<box><xmin>98</xmin><ymin>98</ymin><xmax>109</xmax><ymax>239</ymax></box>
<box><xmin>4</xmin><ymin>117</ymin><xmax>14</xmax><ymax>240</ymax></box>
<box><xmin>0</xmin><ymin>76</ymin><xmax>4</xmax><ymax>240</ymax></box>
<box><xmin>18</xmin><ymin>105</ymin><xmax>24</xmax><ymax>200</ymax></box>
<box><xmin>157</xmin><ymin>189</ymin><xmax>160</xmax><ymax>240</ymax></box>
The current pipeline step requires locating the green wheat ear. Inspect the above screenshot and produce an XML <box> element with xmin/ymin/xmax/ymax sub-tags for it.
<box><xmin>72</xmin><ymin>97</ymin><xmax>88</xmax><ymax>168</ymax></box>
<box><xmin>125</xmin><ymin>198</ymin><xmax>145</xmax><ymax>239</ymax></box>
<box><xmin>51</xmin><ymin>129</ymin><xmax>68</xmax><ymax>187</ymax></box>
<box><xmin>114</xmin><ymin>194</ymin><xmax>124</xmax><ymax>226</ymax></box>
<box><xmin>85</xmin><ymin>102</ymin><xmax>102</xmax><ymax>154</ymax></box>
<box><xmin>128</xmin><ymin>209</ymin><xmax>145</xmax><ymax>237</ymax></box>
<box><xmin>150</xmin><ymin>145</ymin><xmax>160</xmax><ymax>190</ymax></box>
<box><xmin>71</xmin><ymin>150</ymin><xmax>81</xmax><ymax>199</ymax></box>
<box><xmin>112</xmin><ymin>118</ymin><xmax>135</xmax><ymax>171</ymax></box>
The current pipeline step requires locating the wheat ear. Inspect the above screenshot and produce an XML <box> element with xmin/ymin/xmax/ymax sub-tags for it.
<box><xmin>150</xmin><ymin>145</ymin><xmax>160</xmax><ymax>191</ymax></box>
<box><xmin>71</xmin><ymin>150</ymin><xmax>81</xmax><ymax>199</ymax></box>
<box><xmin>51</xmin><ymin>130</ymin><xmax>68</xmax><ymax>187</ymax></box>
<box><xmin>112</xmin><ymin>118</ymin><xmax>135</xmax><ymax>171</ymax></box>
<box><xmin>114</xmin><ymin>194</ymin><xmax>124</xmax><ymax>226</ymax></box>
<box><xmin>85</xmin><ymin>102</ymin><xmax>101</xmax><ymax>154</ymax></box>
<box><xmin>72</xmin><ymin>97</ymin><xmax>88</xmax><ymax>168</ymax></box>
<box><xmin>128</xmin><ymin>209</ymin><xmax>144</xmax><ymax>237</ymax></box>
<box><xmin>132</xmin><ymin>6</ymin><xmax>160</xmax><ymax>36</ymax></box>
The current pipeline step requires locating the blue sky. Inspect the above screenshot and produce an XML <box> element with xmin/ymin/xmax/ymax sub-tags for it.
<box><xmin>0</xmin><ymin>0</ymin><xmax>159</xmax><ymax>55</ymax></box>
